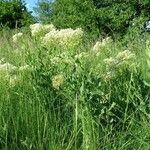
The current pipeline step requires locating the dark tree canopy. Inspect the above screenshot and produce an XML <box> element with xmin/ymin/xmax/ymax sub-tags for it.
<box><xmin>0</xmin><ymin>0</ymin><xmax>35</xmax><ymax>28</ymax></box>
<box><xmin>36</xmin><ymin>0</ymin><xmax>150</xmax><ymax>38</ymax></box>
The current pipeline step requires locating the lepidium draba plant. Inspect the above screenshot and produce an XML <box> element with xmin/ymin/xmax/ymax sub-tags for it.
<box><xmin>12</xmin><ymin>32</ymin><xmax>23</xmax><ymax>43</ymax></box>
<box><xmin>85</xmin><ymin>49</ymin><xmax>138</xmax><ymax>126</ymax></box>
<box><xmin>41</xmin><ymin>28</ymin><xmax>83</xmax><ymax>53</ymax></box>
<box><xmin>30</xmin><ymin>23</ymin><xmax>55</xmax><ymax>37</ymax></box>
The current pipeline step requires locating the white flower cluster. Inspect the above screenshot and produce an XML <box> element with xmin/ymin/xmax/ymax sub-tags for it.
<box><xmin>0</xmin><ymin>61</ymin><xmax>17</xmax><ymax>87</ymax></box>
<box><xmin>30</xmin><ymin>23</ymin><xmax>55</xmax><ymax>37</ymax></box>
<box><xmin>92</xmin><ymin>37</ymin><xmax>111</xmax><ymax>56</ymax></box>
<box><xmin>42</xmin><ymin>28</ymin><xmax>83</xmax><ymax>49</ymax></box>
<box><xmin>19</xmin><ymin>65</ymin><xmax>31</xmax><ymax>71</ymax></box>
<box><xmin>10</xmin><ymin>64</ymin><xmax>32</xmax><ymax>87</ymax></box>
<box><xmin>103</xmin><ymin>50</ymin><xmax>136</xmax><ymax>80</ymax></box>
<box><xmin>104</xmin><ymin>57</ymin><xmax>118</xmax><ymax>67</ymax></box>
<box><xmin>0</xmin><ymin>59</ymin><xmax>32</xmax><ymax>87</ymax></box>
<box><xmin>92</xmin><ymin>41</ymin><xmax>102</xmax><ymax>52</ymax></box>
<box><xmin>12</xmin><ymin>32</ymin><xmax>23</xmax><ymax>43</ymax></box>
<box><xmin>116</xmin><ymin>50</ymin><xmax>135</xmax><ymax>61</ymax></box>
<box><xmin>0</xmin><ymin>62</ymin><xmax>17</xmax><ymax>72</ymax></box>
<box><xmin>104</xmin><ymin>50</ymin><xmax>135</xmax><ymax>68</ymax></box>
<box><xmin>52</xmin><ymin>74</ymin><xmax>64</xmax><ymax>90</ymax></box>
<box><xmin>50</xmin><ymin>56</ymin><xmax>61</xmax><ymax>65</ymax></box>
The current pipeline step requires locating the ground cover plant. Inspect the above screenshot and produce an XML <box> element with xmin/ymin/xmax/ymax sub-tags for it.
<box><xmin>0</xmin><ymin>23</ymin><xmax>150</xmax><ymax>150</ymax></box>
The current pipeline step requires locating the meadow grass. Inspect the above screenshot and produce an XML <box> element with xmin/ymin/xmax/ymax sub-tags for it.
<box><xmin>0</xmin><ymin>26</ymin><xmax>150</xmax><ymax>150</ymax></box>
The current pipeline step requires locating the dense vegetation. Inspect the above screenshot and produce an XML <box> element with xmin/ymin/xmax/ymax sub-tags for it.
<box><xmin>0</xmin><ymin>0</ymin><xmax>150</xmax><ymax>149</ymax></box>
<box><xmin>0</xmin><ymin>0</ymin><xmax>34</xmax><ymax>28</ymax></box>
<box><xmin>0</xmin><ymin>23</ymin><xmax>149</xmax><ymax>149</ymax></box>
<box><xmin>37</xmin><ymin>0</ymin><xmax>150</xmax><ymax>38</ymax></box>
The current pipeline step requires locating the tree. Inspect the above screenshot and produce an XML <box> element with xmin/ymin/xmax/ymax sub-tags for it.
<box><xmin>35</xmin><ymin>0</ymin><xmax>52</xmax><ymax>23</ymax></box>
<box><xmin>36</xmin><ymin>0</ymin><xmax>150</xmax><ymax>38</ymax></box>
<box><xmin>0</xmin><ymin>0</ymin><xmax>35</xmax><ymax>28</ymax></box>
<box><xmin>50</xmin><ymin>0</ymin><xmax>99</xmax><ymax>38</ymax></box>
<box><xmin>93</xmin><ymin>0</ymin><xmax>150</xmax><ymax>35</ymax></box>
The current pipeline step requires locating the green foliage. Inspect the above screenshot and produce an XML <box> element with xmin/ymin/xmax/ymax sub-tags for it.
<box><xmin>35</xmin><ymin>0</ymin><xmax>52</xmax><ymax>23</ymax></box>
<box><xmin>37</xmin><ymin>0</ymin><xmax>150</xmax><ymax>38</ymax></box>
<box><xmin>0</xmin><ymin>24</ymin><xmax>150</xmax><ymax>149</ymax></box>
<box><xmin>0</xmin><ymin>0</ymin><xmax>35</xmax><ymax>28</ymax></box>
<box><xmin>93</xmin><ymin>0</ymin><xmax>150</xmax><ymax>35</ymax></box>
<box><xmin>143</xmin><ymin>40</ymin><xmax>150</xmax><ymax>86</ymax></box>
<box><xmin>0</xmin><ymin>1</ymin><xmax>150</xmax><ymax>148</ymax></box>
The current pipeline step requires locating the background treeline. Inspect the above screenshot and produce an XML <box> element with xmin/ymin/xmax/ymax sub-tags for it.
<box><xmin>36</xmin><ymin>0</ymin><xmax>150</xmax><ymax>38</ymax></box>
<box><xmin>0</xmin><ymin>0</ymin><xmax>34</xmax><ymax>28</ymax></box>
<box><xmin>1</xmin><ymin>0</ymin><xmax>150</xmax><ymax>37</ymax></box>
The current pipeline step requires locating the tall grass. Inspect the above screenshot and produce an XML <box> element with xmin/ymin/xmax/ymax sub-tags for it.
<box><xmin>0</xmin><ymin>26</ymin><xmax>150</xmax><ymax>150</ymax></box>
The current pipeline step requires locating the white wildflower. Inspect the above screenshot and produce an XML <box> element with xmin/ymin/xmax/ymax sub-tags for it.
<box><xmin>12</xmin><ymin>32</ymin><xmax>23</xmax><ymax>43</ymax></box>
<box><xmin>92</xmin><ymin>41</ymin><xmax>102</xmax><ymax>52</ymax></box>
<box><xmin>9</xmin><ymin>75</ymin><xmax>18</xmax><ymax>87</ymax></box>
<box><xmin>50</xmin><ymin>57</ymin><xmax>61</xmax><ymax>65</ymax></box>
<box><xmin>19</xmin><ymin>65</ymin><xmax>30</xmax><ymax>71</ymax></box>
<box><xmin>43</xmin><ymin>24</ymin><xmax>55</xmax><ymax>31</ymax></box>
<box><xmin>104</xmin><ymin>57</ymin><xmax>118</xmax><ymax>67</ymax></box>
<box><xmin>57</xmin><ymin>28</ymin><xmax>83</xmax><ymax>40</ymax></box>
<box><xmin>30</xmin><ymin>23</ymin><xmax>55</xmax><ymax>37</ymax></box>
<box><xmin>0</xmin><ymin>63</ymin><xmax>17</xmax><ymax>71</ymax></box>
<box><xmin>52</xmin><ymin>74</ymin><xmax>64</xmax><ymax>89</ymax></box>
<box><xmin>42</xmin><ymin>29</ymin><xmax>59</xmax><ymax>45</ymax></box>
<box><xmin>42</xmin><ymin>28</ymin><xmax>83</xmax><ymax>48</ymax></box>
<box><xmin>92</xmin><ymin>37</ymin><xmax>111</xmax><ymax>56</ymax></box>
<box><xmin>30</xmin><ymin>23</ymin><xmax>43</xmax><ymax>36</ymax></box>
<box><xmin>116</xmin><ymin>50</ymin><xmax>135</xmax><ymax>61</ymax></box>
<box><xmin>102</xmin><ymin>37</ymin><xmax>111</xmax><ymax>45</ymax></box>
